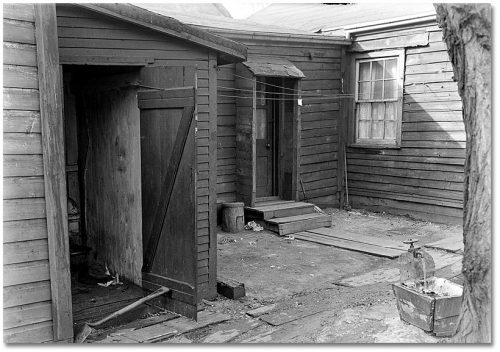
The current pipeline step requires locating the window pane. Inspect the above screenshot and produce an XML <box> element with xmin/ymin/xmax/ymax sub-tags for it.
<box><xmin>372</xmin><ymin>103</ymin><xmax>385</xmax><ymax>120</ymax></box>
<box><xmin>385</xmin><ymin>102</ymin><xmax>397</xmax><ymax>120</ymax></box>
<box><xmin>359</xmin><ymin>62</ymin><xmax>371</xmax><ymax>81</ymax></box>
<box><xmin>385</xmin><ymin>59</ymin><xmax>397</xmax><ymax>79</ymax></box>
<box><xmin>358</xmin><ymin>121</ymin><xmax>371</xmax><ymax>139</ymax></box>
<box><xmin>385</xmin><ymin>120</ymin><xmax>396</xmax><ymax>140</ymax></box>
<box><xmin>357</xmin><ymin>102</ymin><xmax>372</xmax><ymax>120</ymax></box>
<box><xmin>384</xmin><ymin>79</ymin><xmax>397</xmax><ymax>99</ymax></box>
<box><xmin>256</xmin><ymin>109</ymin><xmax>267</xmax><ymax>139</ymax></box>
<box><xmin>357</xmin><ymin>103</ymin><xmax>372</xmax><ymax>139</ymax></box>
<box><xmin>371</xmin><ymin>103</ymin><xmax>385</xmax><ymax>139</ymax></box>
<box><xmin>371</xmin><ymin>121</ymin><xmax>384</xmax><ymax>139</ymax></box>
<box><xmin>358</xmin><ymin>82</ymin><xmax>371</xmax><ymax>100</ymax></box>
<box><xmin>372</xmin><ymin>80</ymin><xmax>383</xmax><ymax>99</ymax></box>
<box><xmin>371</xmin><ymin>60</ymin><xmax>383</xmax><ymax>80</ymax></box>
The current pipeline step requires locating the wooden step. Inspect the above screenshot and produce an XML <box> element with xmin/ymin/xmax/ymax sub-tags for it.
<box><xmin>262</xmin><ymin>213</ymin><xmax>331</xmax><ymax>236</ymax></box>
<box><xmin>245</xmin><ymin>202</ymin><xmax>316</xmax><ymax>220</ymax></box>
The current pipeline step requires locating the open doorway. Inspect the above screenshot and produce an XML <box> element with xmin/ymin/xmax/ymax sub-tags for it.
<box><xmin>63</xmin><ymin>64</ymin><xmax>200</xmax><ymax>330</ymax></box>
<box><xmin>62</xmin><ymin>65</ymin><xmax>149</xmax><ymax>327</ymax></box>
<box><xmin>255</xmin><ymin>76</ymin><xmax>300</xmax><ymax>202</ymax></box>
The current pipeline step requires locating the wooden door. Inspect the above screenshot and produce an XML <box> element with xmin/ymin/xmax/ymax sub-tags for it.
<box><xmin>139</xmin><ymin>66</ymin><xmax>198</xmax><ymax>319</ymax></box>
<box><xmin>256</xmin><ymin>102</ymin><xmax>275</xmax><ymax>197</ymax></box>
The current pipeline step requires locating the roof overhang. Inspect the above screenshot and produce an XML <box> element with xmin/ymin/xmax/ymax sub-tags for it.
<box><xmin>243</xmin><ymin>56</ymin><xmax>305</xmax><ymax>78</ymax></box>
<box><xmin>76</xmin><ymin>3</ymin><xmax>247</xmax><ymax>64</ymax></box>
<box><xmin>207</xmin><ymin>28</ymin><xmax>351</xmax><ymax>46</ymax></box>
<box><xmin>322</xmin><ymin>12</ymin><xmax>437</xmax><ymax>38</ymax></box>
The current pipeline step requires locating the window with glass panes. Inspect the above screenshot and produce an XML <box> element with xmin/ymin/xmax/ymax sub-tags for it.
<box><xmin>354</xmin><ymin>54</ymin><xmax>402</xmax><ymax>146</ymax></box>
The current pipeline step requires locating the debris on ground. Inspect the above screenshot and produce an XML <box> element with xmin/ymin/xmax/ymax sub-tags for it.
<box><xmin>218</xmin><ymin>236</ymin><xmax>237</xmax><ymax>244</ymax></box>
<box><xmin>245</xmin><ymin>221</ymin><xmax>263</xmax><ymax>232</ymax></box>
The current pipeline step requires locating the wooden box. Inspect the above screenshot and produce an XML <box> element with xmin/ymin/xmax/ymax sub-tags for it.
<box><xmin>392</xmin><ymin>278</ymin><xmax>463</xmax><ymax>337</ymax></box>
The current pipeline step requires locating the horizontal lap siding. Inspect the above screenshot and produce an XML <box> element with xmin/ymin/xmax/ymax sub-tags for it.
<box><xmin>3</xmin><ymin>4</ymin><xmax>54</xmax><ymax>343</ymax></box>
<box><xmin>347</xmin><ymin>25</ymin><xmax>464</xmax><ymax>223</ymax></box>
<box><xmin>56</xmin><ymin>5</ymin><xmax>214</xmax><ymax>296</ymax></box>
<box><xmin>294</xmin><ymin>47</ymin><xmax>341</xmax><ymax>206</ymax></box>
<box><xmin>216</xmin><ymin>64</ymin><xmax>237</xmax><ymax>204</ymax></box>
<box><xmin>215</xmin><ymin>40</ymin><xmax>342</xmax><ymax>207</ymax></box>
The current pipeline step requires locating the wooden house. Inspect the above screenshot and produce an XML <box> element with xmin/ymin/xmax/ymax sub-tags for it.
<box><xmin>3</xmin><ymin>3</ymin><xmax>246</xmax><ymax>342</ymax></box>
<box><xmin>248</xmin><ymin>3</ymin><xmax>466</xmax><ymax>224</ymax></box>
<box><xmin>138</xmin><ymin>6</ymin><xmax>353</xmax><ymax>234</ymax></box>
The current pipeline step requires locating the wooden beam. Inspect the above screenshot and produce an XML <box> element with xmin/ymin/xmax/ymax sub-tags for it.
<box><xmin>208</xmin><ymin>52</ymin><xmax>218</xmax><ymax>299</ymax></box>
<box><xmin>34</xmin><ymin>3</ymin><xmax>73</xmax><ymax>342</ymax></box>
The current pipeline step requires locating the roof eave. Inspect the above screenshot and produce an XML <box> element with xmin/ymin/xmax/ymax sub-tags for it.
<box><xmin>76</xmin><ymin>3</ymin><xmax>247</xmax><ymax>62</ymax></box>
<box><xmin>322</xmin><ymin>13</ymin><xmax>437</xmax><ymax>38</ymax></box>
<box><xmin>200</xmin><ymin>27</ymin><xmax>352</xmax><ymax>46</ymax></box>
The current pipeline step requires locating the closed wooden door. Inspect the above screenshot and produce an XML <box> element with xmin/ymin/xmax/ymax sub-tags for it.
<box><xmin>256</xmin><ymin>103</ymin><xmax>276</xmax><ymax>197</ymax></box>
<box><xmin>139</xmin><ymin>66</ymin><xmax>198</xmax><ymax>319</ymax></box>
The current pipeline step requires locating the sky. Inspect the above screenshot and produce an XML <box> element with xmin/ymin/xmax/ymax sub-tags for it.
<box><xmin>221</xmin><ymin>2</ymin><xmax>270</xmax><ymax>19</ymax></box>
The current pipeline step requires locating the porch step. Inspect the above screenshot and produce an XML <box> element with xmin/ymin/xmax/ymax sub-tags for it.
<box><xmin>261</xmin><ymin>213</ymin><xmax>332</xmax><ymax>236</ymax></box>
<box><xmin>245</xmin><ymin>201</ymin><xmax>316</xmax><ymax>220</ymax></box>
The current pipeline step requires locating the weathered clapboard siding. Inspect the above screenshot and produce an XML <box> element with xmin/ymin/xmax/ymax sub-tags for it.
<box><xmin>215</xmin><ymin>38</ymin><xmax>343</xmax><ymax>207</ymax></box>
<box><xmin>3</xmin><ymin>4</ymin><xmax>54</xmax><ymax>343</ymax></box>
<box><xmin>216</xmin><ymin>64</ymin><xmax>238</xmax><ymax>203</ymax></box>
<box><xmin>55</xmin><ymin>4</ymin><xmax>218</xmax><ymax>298</ymax></box>
<box><xmin>345</xmin><ymin>23</ymin><xmax>464</xmax><ymax>223</ymax></box>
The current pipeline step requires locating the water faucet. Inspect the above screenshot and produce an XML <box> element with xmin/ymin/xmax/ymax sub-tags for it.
<box><xmin>403</xmin><ymin>239</ymin><xmax>423</xmax><ymax>259</ymax></box>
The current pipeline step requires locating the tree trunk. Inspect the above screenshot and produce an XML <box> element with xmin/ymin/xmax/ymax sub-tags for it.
<box><xmin>434</xmin><ymin>4</ymin><xmax>491</xmax><ymax>343</ymax></box>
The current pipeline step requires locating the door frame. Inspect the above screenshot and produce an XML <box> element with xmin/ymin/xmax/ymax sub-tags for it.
<box><xmin>250</xmin><ymin>75</ymin><xmax>301</xmax><ymax>207</ymax></box>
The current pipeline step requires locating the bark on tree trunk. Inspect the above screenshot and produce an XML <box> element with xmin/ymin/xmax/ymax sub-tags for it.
<box><xmin>434</xmin><ymin>4</ymin><xmax>491</xmax><ymax>343</ymax></box>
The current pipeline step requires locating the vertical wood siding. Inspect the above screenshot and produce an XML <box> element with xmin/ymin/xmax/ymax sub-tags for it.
<box><xmin>55</xmin><ymin>5</ymin><xmax>216</xmax><ymax>299</ymax></box>
<box><xmin>346</xmin><ymin>25</ymin><xmax>465</xmax><ymax>223</ymax></box>
<box><xmin>3</xmin><ymin>3</ymin><xmax>54</xmax><ymax>343</ymax></box>
<box><xmin>216</xmin><ymin>40</ymin><xmax>343</xmax><ymax>206</ymax></box>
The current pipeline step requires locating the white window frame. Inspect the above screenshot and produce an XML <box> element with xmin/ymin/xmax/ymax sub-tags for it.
<box><xmin>350</xmin><ymin>50</ymin><xmax>405</xmax><ymax>148</ymax></box>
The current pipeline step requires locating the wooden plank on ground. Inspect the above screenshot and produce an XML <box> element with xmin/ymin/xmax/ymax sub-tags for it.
<box><xmin>307</xmin><ymin>227</ymin><xmax>408</xmax><ymax>251</ymax></box>
<box><xmin>424</xmin><ymin>236</ymin><xmax>464</xmax><ymax>253</ymax></box>
<box><xmin>202</xmin><ymin>320</ymin><xmax>262</xmax><ymax>343</ymax></box>
<box><xmin>119</xmin><ymin>324</ymin><xmax>178</xmax><ymax>343</ymax></box>
<box><xmin>259</xmin><ymin>306</ymin><xmax>327</xmax><ymax>326</ymax></box>
<box><xmin>294</xmin><ymin>231</ymin><xmax>403</xmax><ymax>258</ymax></box>
<box><xmin>337</xmin><ymin>249</ymin><xmax>462</xmax><ymax>287</ymax></box>
<box><xmin>162</xmin><ymin>310</ymin><xmax>230</xmax><ymax>334</ymax></box>
<box><xmin>246</xmin><ymin>304</ymin><xmax>277</xmax><ymax>318</ymax></box>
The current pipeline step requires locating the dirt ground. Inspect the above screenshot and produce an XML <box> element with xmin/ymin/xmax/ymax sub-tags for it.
<box><xmin>191</xmin><ymin>208</ymin><xmax>463</xmax><ymax>343</ymax></box>
<box><xmin>88</xmin><ymin>208</ymin><xmax>463</xmax><ymax>344</ymax></box>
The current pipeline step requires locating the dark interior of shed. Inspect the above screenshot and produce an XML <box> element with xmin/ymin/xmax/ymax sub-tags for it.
<box><xmin>62</xmin><ymin>65</ymin><xmax>152</xmax><ymax>327</ymax></box>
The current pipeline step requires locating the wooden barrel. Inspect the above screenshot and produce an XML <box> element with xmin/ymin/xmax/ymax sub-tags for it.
<box><xmin>221</xmin><ymin>202</ymin><xmax>245</xmax><ymax>233</ymax></box>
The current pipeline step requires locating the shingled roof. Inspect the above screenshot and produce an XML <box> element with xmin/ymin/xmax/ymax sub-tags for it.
<box><xmin>247</xmin><ymin>3</ymin><xmax>437</xmax><ymax>33</ymax></box>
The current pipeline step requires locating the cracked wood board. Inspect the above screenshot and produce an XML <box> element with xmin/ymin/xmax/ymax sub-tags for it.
<box><xmin>294</xmin><ymin>231</ymin><xmax>404</xmax><ymax>258</ymax></box>
<box><xmin>338</xmin><ymin>249</ymin><xmax>462</xmax><ymax>287</ymax></box>
<box><xmin>202</xmin><ymin>320</ymin><xmax>262</xmax><ymax>343</ymax></box>
<box><xmin>162</xmin><ymin>310</ymin><xmax>230</xmax><ymax>334</ymax></box>
<box><xmin>259</xmin><ymin>306</ymin><xmax>327</xmax><ymax>326</ymax></box>
<box><xmin>246</xmin><ymin>304</ymin><xmax>277</xmax><ymax>318</ymax></box>
<box><xmin>424</xmin><ymin>236</ymin><xmax>464</xmax><ymax>253</ymax></box>
<box><xmin>307</xmin><ymin>227</ymin><xmax>408</xmax><ymax>251</ymax></box>
<box><xmin>122</xmin><ymin>323</ymin><xmax>178</xmax><ymax>343</ymax></box>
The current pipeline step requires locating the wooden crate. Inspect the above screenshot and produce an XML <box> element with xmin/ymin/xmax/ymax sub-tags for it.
<box><xmin>392</xmin><ymin>280</ymin><xmax>462</xmax><ymax>336</ymax></box>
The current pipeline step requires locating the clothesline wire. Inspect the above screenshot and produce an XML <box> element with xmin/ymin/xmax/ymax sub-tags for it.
<box><xmin>217</xmin><ymin>85</ymin><xmax>357</xmax><ymax>99</ymax></box>
<box><xmin>217</xmin><ymin>93</ymin><xmax>351</xmax><ymax>101</ymax></box>
<box><xmin>232</xmin><ymin>73</ymin><xmax>299</xmax><ymax>93</ymax></box>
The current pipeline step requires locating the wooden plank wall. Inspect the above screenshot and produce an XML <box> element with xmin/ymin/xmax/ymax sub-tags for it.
<box><xmin>346</xmin><ymin>24</ymin><xmax>465</xmax><ymax>224</ymax></box>
<box><xmin>216</xmin><ymin>39</ymin><xmax>343</xmax><ymax>207</ymax></box>
<box><xmin>3</xmin><ymin>3</ymin><xmax>55</xmax><ymax>343</ymax></box>
<box><xmin>55</xmin><ymin>4</ymin><xmax>217</xmax><ymax>299</ymax></box>
<box><xmin>234</xmin><ymin>64</ymin><xmax>256</xmax><ymax>205</ymax></box>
